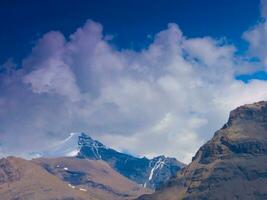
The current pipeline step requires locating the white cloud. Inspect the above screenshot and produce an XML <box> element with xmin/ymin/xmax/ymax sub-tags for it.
<box><xmin>261</xmin><ymin>0</ymin><xmax>267</xmax><ymax>18</ymax></box>
<box><xmin>243</xmin><ymin>0</ymin><xmax>267</xmax><ymax>67</ymax></box>
<box><xmin>23</xmin><ymin>59</ymin><xmax>81</xmax><ymax>101</ymax></box>
<box><xmin>243</xmin><ymin>22</ymin><xmax>267</xmax><ymax>66</ymax></box>
<box><xmin>1</xmin><ymin>20</ymin><xmax>267</xmax><ymax>163</ymax></box>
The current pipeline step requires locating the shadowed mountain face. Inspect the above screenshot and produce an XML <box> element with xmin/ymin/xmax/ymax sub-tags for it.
<box><xmin>77</xmin><ymin>133</ymin><xmax>184</xmax><ymax>189</ymax></box>
<box><xmin>138</xmin><ymin>101</ymin><xmax>267</xmax><ymax>200</ymax></box>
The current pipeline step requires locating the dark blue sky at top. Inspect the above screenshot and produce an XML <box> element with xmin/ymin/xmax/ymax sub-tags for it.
<box><xmin>0</xmin><ymin>0</ymin><xmax>262</xmax><ymax>65</ymax></box>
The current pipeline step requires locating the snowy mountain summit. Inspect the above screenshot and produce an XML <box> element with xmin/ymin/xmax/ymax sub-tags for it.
<box><xmin>41</xmin><ymin>132</ymin><xmax>106</xmax><ymax>158</ymax></box>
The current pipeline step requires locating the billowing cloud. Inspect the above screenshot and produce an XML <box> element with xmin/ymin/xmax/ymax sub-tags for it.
<box><xmin>1</xmin><ymin>19</ymin><xmax>267</xmax><ymax>163</ymax></box>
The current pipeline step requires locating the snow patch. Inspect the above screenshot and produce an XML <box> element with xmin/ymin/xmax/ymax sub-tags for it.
<box><xmin>66</xmin><ymin>149</ymin><xmax>79</xmax><ymax>157</ymax></box>
<box><xmin>79</xmin><ymin>188</ymin><xmax>87</xmax><ymax>192</ymax></box>
<box><xmin>68</xmin><ymin>184</ymin><xmax>75</xmax><ymax>189</ymax></box>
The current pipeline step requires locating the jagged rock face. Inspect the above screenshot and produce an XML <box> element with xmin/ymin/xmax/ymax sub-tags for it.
<box><xmin>138</xmin><ymin>101</ymin><xmax>267</xmax><ymax>200</ymax></box>
<box><xmin>77</xmin><ymin>133</ymin><xmax>184</xmax><ymax>189</ymax></box>
<box><xmin>194</xmin><ymin>101</ymin><xmax>267</xmax><ymax>165</ymax></box>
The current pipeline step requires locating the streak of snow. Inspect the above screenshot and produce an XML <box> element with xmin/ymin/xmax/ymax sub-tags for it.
<box><xmin>92</xmin><ymin>142</ymin><xmax>101</xmax><ymax>159</ymax></box>
<box><xmin>148</xmin><ymin>158</ymin><xmax>167</xmax><ymax>181</ymax></box>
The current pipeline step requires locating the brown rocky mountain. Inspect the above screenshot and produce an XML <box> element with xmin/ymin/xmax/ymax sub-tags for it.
<box><xmin>33</xmin><ymin>157</ymin><xmax>151</xmax><ymax>200</ymax></box>
<box><xmin>0</xmin><ymin>156</ymin><xmax>92</xmax><ymax>200</ymax></box>
<box><xmin>0</xmin><ymin>156</ymin><xmax>151</xmax><ymax>200</ymax></box>
<box><xmin>138</xmin><ymin>101</ymin><xmax>267</xmax><ymax>200</ymax></box>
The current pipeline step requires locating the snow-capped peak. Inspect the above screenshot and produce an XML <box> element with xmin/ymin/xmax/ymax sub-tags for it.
<box><xmin>41</xmin><ymin>132</ymin><xmax>82</xmax><ymax>157</ymax></box>
<box><xmin>39</xmin><ymin>132</ymin><xmax>106</xmax><ymax>159</ymax></box>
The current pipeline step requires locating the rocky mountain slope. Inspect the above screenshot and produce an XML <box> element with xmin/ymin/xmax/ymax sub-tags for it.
<box><xmin>138</xmin><ymin>101</ymin><xmax>267</xmax><ymax>200</ymax></box>
<box><xmin>0</xmin><ymin>156</ymin><xmax>150</xmax><ymax>200</ymax></box>
<box><xmin>77</xmin><ymin>133</ymin><xmax>184</xmax><ymax>189</ymax></box>
<box><xmin>33</xmin><ymin>157</ymin><xmax>151</xmax><ymax>200</ymax></box>
<box><xmin>0</xmin><ymin>156</ymin><xmax>93</xmax><ymax>200</ymax></box>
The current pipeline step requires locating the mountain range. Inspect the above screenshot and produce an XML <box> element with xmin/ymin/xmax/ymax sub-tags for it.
<box><xmin>76</xmin><ymin>133</ymin><xmax>184</xmax><ymax>189</ymax></box>
<box><xmin>0</xmin><ymin>131</ymin><xmax>184</xmax><ymax>200</ymax></box>
<box><xmin>2</xmin><ymin>101</ymin><xmax>267</xmax><ymax>200</ymax></box>
<box><xmin>41</xmin><ymin>132</ymin><xmax>184</xmax><ymax>190</ymax></box>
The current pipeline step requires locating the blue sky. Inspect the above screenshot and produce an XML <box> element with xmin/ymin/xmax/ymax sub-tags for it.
<box><xmin>0</xmin><ymin>0</ymin><xmax>262</xmax><ymax>63</ymax></box>
<box><xmin>2</xmin><ymin>0</ymin><xmax>267</xmax><ymax>163</ymax></box>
